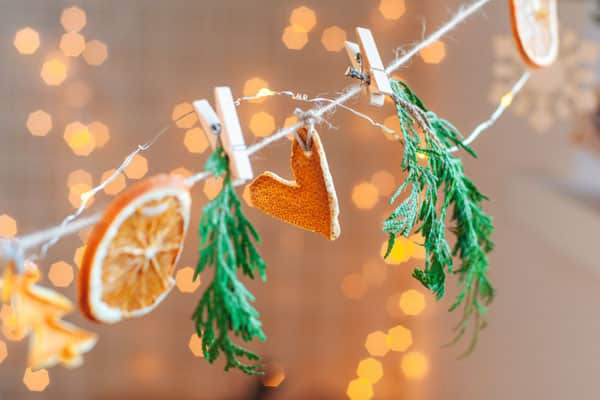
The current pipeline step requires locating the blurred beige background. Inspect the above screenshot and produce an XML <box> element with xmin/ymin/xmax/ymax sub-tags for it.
<box><xmin>0</xmin><ymin>0</ymin><xmax>599</xmax><ymax>399</ymax></box>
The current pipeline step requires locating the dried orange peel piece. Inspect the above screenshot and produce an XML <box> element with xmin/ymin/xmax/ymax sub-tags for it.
<box><xmin>509</xmin><ymin>0</ymin><xmax>559</xmax><ymax>68</ymax></box>
<box><xmin>79</xmin><ymin>174</ymin><xmax>191</xmax><ymax>323</ymax></box>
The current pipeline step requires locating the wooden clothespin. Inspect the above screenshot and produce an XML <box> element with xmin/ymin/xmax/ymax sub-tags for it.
<box><xmin>345</xmin><ymin>27</ymin><xmax>393</xmax><ymax>107</ymax></box>
<box><xmin>193</xmin><ymin>87</ymin><xmax>254</xmax><ymax>182</ymax></box>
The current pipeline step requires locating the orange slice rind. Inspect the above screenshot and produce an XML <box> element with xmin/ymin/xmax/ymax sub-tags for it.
<box><xmin>509</xmin><ymin>0</ymin><xmax>559</xmax><ymax>68</ymax></box>
<box><xmin>79</xmin><ymin>174</ymin><xmax>191</xmax><ymax>323</ymax></box>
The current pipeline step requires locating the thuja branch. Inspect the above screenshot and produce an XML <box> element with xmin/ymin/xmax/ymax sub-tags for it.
<box><xmin>384</xmin><ymin>79</ymin><xmax>494</xmax><ymax>353</ymax></box>
<box><xmin>192</xmin><ymin>147</ymin><xmax>267</xmax><ymax>375</ymax></box>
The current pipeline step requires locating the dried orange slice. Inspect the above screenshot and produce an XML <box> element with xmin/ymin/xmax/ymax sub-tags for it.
<box><xmin>79</xmin><ymin>174</ymin><xmax>191</xmax><ymax>323</ymax></box>
<box><xmin>509</xmin><ymin>0</ymin><xmax>559</xmax><ymax>68</ymax></box>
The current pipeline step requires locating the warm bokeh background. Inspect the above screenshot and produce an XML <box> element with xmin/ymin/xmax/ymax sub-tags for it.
<box><xmin>0</xmin><ymin>0</ymin><xmax>599</xmax><ymax>399</ymax></box>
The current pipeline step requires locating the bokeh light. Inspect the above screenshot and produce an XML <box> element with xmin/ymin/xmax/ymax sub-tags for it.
<box><xmin>68</xmin><ymin>183</ymin><xmax>93</xmax><ymax>208</ymax></box>
<box><xmin>380</xmin><ymin>237</ymin><xmax>412</xmax><ymax>265</ymax></box>
<box><xmin>60</xmin><ymin>32</ymin><xmax>86</xmax><ymax>57</ymax></box>
<box><xmin>409</xmin><ymin>233</ymin><xmax>426</xmax><ymax>259</ymax></box>
<box><xmin>357</xmin><ymin>358</ymin><xmax>384</xmax><ymax>384</ymax></box>
<box><xmin>74</xmin><ymin>245</ymin><xmax>86</xmax><ymax>269</ymax></box>
<box><xmin>14</xmin><ymin>27</ymin><xmax>40</xmax><ymax>55</ymax></box>
<box><xmin>321</xmin><ymin>26</ymin><xmax>347</xmax><ymax>52</ymax></box>
<box><xmin>48</xmin><ymin>261</ymin><xmax>75</xmax><ymax>288</ymax></box>
<box><xmin>203</xmin><ymin>177</ymin><xmax>223</xmax><ymax>200</ymax></box>
<box><xmin>87</xmin><ymin>121</ymin><xmax>110</xmax><ymax>148</ymax></box>
<box><xmin>0</xmin><ymin>340</ymin><xmax>6</xmax><ymax>363</ymax></box>
<box><xmin>290</xmin><ymin>6</ymin><xmax>316</xmax><ymax>32</ymax></box>
<box><xmin>341</xmin><ymin>273</ymin><xmax>367</xmax><ymax>299</ymax></box>
<box><xmin>124</xmin><ymin>154</ymin><xmax>148</xmax><ymax>179</ymax></box>
<box><xmin>188</xmin><ymin>334</ymin><xmax>204</xmax><ymax>358</ymax></box>
<box><xmin>242</xmin><ymin>185</ymin><xmax>253</xmax><ymax>207</ymax></box>
<box><xmin>378</xmin><ymin>0</ymin><xmax>406</xmax><ymax>20</ymax></box>
<box><xmin>282</xmin><ymin>26</ymin><xmax>308</xmax><ymax>50</ymax></box>
<box><xmin>284</xmin><ymin>115</ymin><xmax>299</xmax><ymax>140</ymax></box>
<box><xmin>420</xmin><ymin>40</ymin><xmax>447</xmax><ymax>64</ymax></box>
<box><xmin>184</xmin><ymin>127</ymin><xmax>209</xmax><ymax>153</ymax></box>
<box><xmin>64</xmin><ymin>122</ymin><xmax>96</xmax><ymax>156</ymax></box>
<box><xmin>352</xmin><ymin>182</ymin><xmax>379</xmax><ymax>210</ymax></box>
<box><xmin>172</xmin><ymin>102</ymin><xmax>198</xmax><ymax>129</ymax></box>
<box><xmin>41</xmin><ymin>59</ymin><xmax>67</xmax><ymax>86</ymax></box>
<box><xmin>171</xmin><ymin>167</ymin><xmax>192</xmax><ymax>178</ymax></box>
<box><xmin>346</xmin><ymin>378</ymin><xmax>373</xmax><ymax>400</ymax></box>
<box><xmin>23</xmin><ymin>368</ymin><xmax>50</xmax><ymax>392</ymax></box>
<box><xmin>249</xmin><ymin>111</ymin><xmax>276</xmax><ymax>137</ymax></box>
<box><xmin>365</xmin><ymin>331</ymin><xmax>389</xmax><ymax>357</ymax></box>
<box><xmin>101</xmin><ymin>169</ymin><xmax>126</xmax><ymax>195</ymax></box>
<box><xmin>399</xmin><ymin>289</ymin><xmax>426</xmax><ymax>316</ymax></box>
<box><xmin>262</xmin><ymin>364</ymin><xmax>286</xmax><ymax>388</ymax></box>
<box><xmin>26</xmin><ymin>110</ymin><xmax>52</xmax><ymax>137</ymax></box>
<box><xmin>386</xmin><ymin>325</ymin><xmax>413</xmax><ymax>352</ymax></box>
<box><xmin>0</xmin><ymin>215</ymin><xmax>18</xmax><ymax>237</ymax></box>
<box><xmin>82</xmin><ymin>40</ymin><xmax>108</xmax><ymax>66</ymax></box>
<box><xmin>243</xmin><ymin>77</ymin><xmax>270</xmax><ymax>103</ymax></box>
<box><xmin>400</xmin><ymin>351</ymin><xmax>429</xmax><ymax>380</ymax></box>
<box><xmin>371</xmin><ymin>170</ymin><xmax>395</xmax><ymax>196</ymax></box>
<box><xmin>175</xmin><ymin>267</ymin><xmax>201</xmax><ymax>293</ymax></box>
<box><xmin>61</xmin><ymin>6</ymin><xmax>87</xmax><ymax>32</ymax></box>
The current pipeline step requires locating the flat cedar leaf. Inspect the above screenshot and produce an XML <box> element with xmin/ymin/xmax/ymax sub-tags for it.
<box><xmin>192</xmin><ymin>148</ymin><xmax>267</xmax><ymax>375</ymax></box>
<box><xmin>384</xmin><ymin>79</ymin><xmax>495</xmax><ymax>354</ymax></box>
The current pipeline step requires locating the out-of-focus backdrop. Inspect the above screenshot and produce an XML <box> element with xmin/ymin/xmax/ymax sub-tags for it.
<box><xmin>0</xmin><ymin>0</ymin><xmax>599</xmax><ymax>399</ymax></box>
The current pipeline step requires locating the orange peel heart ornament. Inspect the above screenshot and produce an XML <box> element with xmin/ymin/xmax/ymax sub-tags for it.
<box><xmin>247</xmin><ymin>127</ymin><xmax>340</xmax><ymax>240</ymax></box>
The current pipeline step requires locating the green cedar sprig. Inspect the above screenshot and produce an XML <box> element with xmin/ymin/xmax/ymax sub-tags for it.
<box><xmin>192</xmin><ymin>147</ymin><xmax>267</xmax><ymax>375</ymax></box>
<box><xmin>384</xmin><ymin>79</ymin><xmax>495</xmax><ymax>354</ymax></box>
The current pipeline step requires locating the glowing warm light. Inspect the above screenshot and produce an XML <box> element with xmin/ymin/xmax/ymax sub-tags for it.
<box><xmin>68</xmin><ymin>183</ymin><xmax>93</xmax><ymax>208</ymax></box>
<box><xmin>352</xmin><ymin>182</ymin><xmax>379</xmax><ymax>210</ymax></box>
<box><xmin>175</xmin><ymin>267</ymin><xmax>201</xmax><ymax>293</ymax></box>
<box><xmin>399</xmin><ymin>289</ymin><xmax>426</xmax><ymax>316</ymax></box>
<box><xmin>26</xmin><ymin>110</ymin><xmax>52</xmax><ymax>137</ymax></box>
<box><xmin>0</xmin><ymin>340</ymin><xmax>6</xmax><ymax>363</ymax></box>
<box><xmin>203</xmin><ymin>177</ymin><xmax>223</xmax><ymax>200</ymax></box>
<box><xmin>14</xmin><ymin>28</ymin><xmax>40</xmax><ymax>55</ymax></box>
<box><xmin>61</xmin><ymin>6</ymin><xmax>87</xmax><ymax>32</ymax></box>
<box><xmin>282</xmin><ymin>26</ymin><xmax>308</xmax><ymax>50</ymax></box>
<box><xmin>60</xmin><ymin>32</ymin><xmax>85</xmax><ymax>57</ymax></box>
<box><xmin>346</xmin><ymin>378</ymin><xmax>373</xmax><ymax>400</ymax></box>
<box><xmin>23</xmin><ymin>368</ymin><xmax>50</xmax><ymax>392</ymax></box>
<box><xmin>409</xmin><ymin>233</ymin><xmax>426</xmax><ymax>259</ymax></box>
<box><xmin>41</xmin><ymin>59</ymin><xmax>67</xmax><ymax>86</ymax></box>
<box><xmin>365</xmin><ymin>331</ymin><xmax>389</xmax><ymax>357</ymax></box>
<box><xmin>361</xmin><ymin>258</ymin><xmax>387</xmax><ymax>287</ymax></box>
<box><xmin>64</xmin><ymin>122</ymin><xmax>96</xmax><ymax>156</ymax></box>
<box><xmin>256</xmin><ymin>88</ymin><xmax>274</xmax><ymax>97</ymax></box>
<box><xmin>386</xmin><ymin>325</ymin><xmax>413</xmax><ymax>352</ymax></box>
<box><xmin>101</xmin><ymin>169</ymin><xmax>126</xmax><ymax>195</ymax></box>
<box><xmin>0</xmin><ymin>215</ymin><xmax>17</xmax><ymax>237</ymax></box>
<box><xmin>82</xmin><ymin>40</ymin><xmax>108</xmax><ymax>66</ymax></box>
<box><xmin>87</xmin><ymin>121</ymin><xmax>110</xmax><ymax>148</ymax></box>
<box><xmin>290</xmin><ymin>6</ymin><xmax>316</xmax><ymax>32</ymax></box>
<box><xmin>341</xmin><ymin>273</ymin><xmax>367</xmax><ymax>299</ymax></box>
<box><xmin>501</xmin><ymin>93</ymin><xmax>514</xmax><ymax>107</ymax></box>
<box><xmin>65</xmin><ymin>80</ymin><xmax>92</xmax><ymax>108</ymax></box>
<box><xmin>124</xmin><ymin>154</ymin><xmax>148</xmax><ymax>180</ymax></box>
<box><xmin>184</xmin><ymin>127</ymin><xmax>209</xmax><ymax>154</ymax></box>
<box><xmin>243</xmin><ymin>77</ymin><xmax>270</xmax><ymax>103</ymax></box>
<box><xmin>48</xmin><ymin>261</ymin><xmax>75</xmax><ymax>288</ymax></box>
<box><xmin>74</xmin><ymin>245</ymin><xmax>86</xmax><ymax>269</ymax></box>
<box><xmin>357</xmin><ymin>358</ymin><xmax>384</xmax><ymax>384</ymax></box>
<box><xmin>419</xmin><ymin>40</ymin><xmax>447</xmax><ymax>64</ymax></box>
<box><xmin>170</xmin><ymin>167</ymin><xmax>192</xmax><ymax>178</ymax></box>
<box><xmin>378</xmin><ymin>0</ymin><xmax>406</xmax><ymax>20</ymax></box>
<box><xmin>401</xmin><ymin>351</ymin><xmax>429</xmax><ymax>380</ymax></box>
<box><xmin>262</xmin><ymin>364</ymin><xmax>286</xmax><ymax>388</ymax></box>
<box><xmin>172</xmin><ymin>102</ymin><xmax>198</xmax><ymax>129</ymax></box>
<box><xmin>371</xmin><ymin>170</ymin><xmax>395</xmax><ymax>196</ymax></box>
<box><xmin>321</xmin><ymin>26</ymin><xmax>347</xmax><ymax>52</ymax></box>
<box><xmin>249</xmin><ymin>111</ymin><xmax>276</xmax><ymax>137</ymax></box>
<box><xmin>284</xmin><ymin>115</ymin><xmax>299</xmax><ymax>140</ymax></box>
<box><xmin>188</xmin><ymin>333</ymin><xmax>204</xmax><ymax>358</ymax></box>
<box><xmin>380</xmin><ymin>238</ymin><xmax>412</xmax><ymax>265</ymax></box>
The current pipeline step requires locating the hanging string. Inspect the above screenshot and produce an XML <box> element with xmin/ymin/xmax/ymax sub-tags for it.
<box><xmin>1</xmin><ymin>0</ymin><xmax>504</xmax><ymax>263</ymax></box>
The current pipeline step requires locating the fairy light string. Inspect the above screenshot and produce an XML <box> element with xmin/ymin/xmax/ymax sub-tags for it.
<box><xmin>0</xmin><ymin>0</ymin><xmax>522</xmax><ymax>267</ymax></box>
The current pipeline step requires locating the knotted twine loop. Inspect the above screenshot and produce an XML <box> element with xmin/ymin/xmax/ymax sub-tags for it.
<box><xmin>293</xmin><ymin>108</ymin><xmax>322</xmax><ymax>155</ymax></box>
